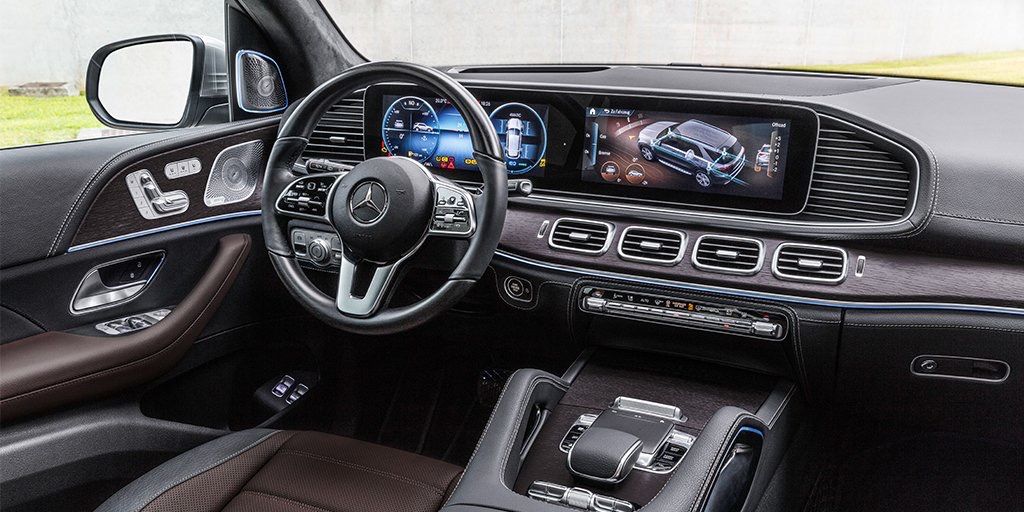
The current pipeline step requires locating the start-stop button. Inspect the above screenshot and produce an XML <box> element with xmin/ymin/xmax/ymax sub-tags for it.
<box><xmin>503</xmin><ymin>276</ymin><xmax>533</xmax><ymax>302</ymax></box>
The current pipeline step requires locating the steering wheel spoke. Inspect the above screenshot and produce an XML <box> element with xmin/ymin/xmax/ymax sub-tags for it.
<box><xmin>335</xmin><ymin>252</ymin><xmax>401</xmax><ymax>317</ymax></box>
<box><xmin>274</xmin><ymin>172</ymin><xmax>344</xmax><ymax>222</ymax></box>
<box><xmin>428</xmin><ymin>180</ymin><xmax>476</xmax><ymax>238</ymax></box>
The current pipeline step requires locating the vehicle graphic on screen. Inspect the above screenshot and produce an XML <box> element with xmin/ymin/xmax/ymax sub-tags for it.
<box><xmin>637</xmin><ymin>120</ymin><xmax>746</xmax><ymax>188</ymax></box>
<box><xmin>505</xmin><ymin>117</ymin><xmax>523</xmax><ymax>159</ymax></box>
<box><xmin>755</xmin><ymin>143</ymin><xmax>771</xmax><ymax>173</ymax></box>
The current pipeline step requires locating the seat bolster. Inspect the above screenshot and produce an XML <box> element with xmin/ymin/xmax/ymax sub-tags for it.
<box><xmin>95</xmin><ymin>429</ymin><xmax>283</xmax><ymax>512</ymax></box>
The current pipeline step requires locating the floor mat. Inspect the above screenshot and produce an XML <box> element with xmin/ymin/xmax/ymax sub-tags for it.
<box><xmin>804</xmin><ymin>432</ymin><xmax>1023</xmax><ymax>512</ymax></box>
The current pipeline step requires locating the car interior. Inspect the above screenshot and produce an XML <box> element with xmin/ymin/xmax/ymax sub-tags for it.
<box><xmin>1</xmin><ymin>1</ymin><xmax>1022</xmax><ymax>512</ymax></box>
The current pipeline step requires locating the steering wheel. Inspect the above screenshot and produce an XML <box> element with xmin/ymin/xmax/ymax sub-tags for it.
<box><xmin>262</xmin><ymin>62</ymin><xmax>507</xmax><ymax>335</ymax></box>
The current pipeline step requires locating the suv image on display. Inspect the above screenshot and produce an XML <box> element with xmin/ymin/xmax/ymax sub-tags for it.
<box><xmin>638</xmin><ymin>120</ymin><xmax>746</xmax><ymax>187</ymax></box>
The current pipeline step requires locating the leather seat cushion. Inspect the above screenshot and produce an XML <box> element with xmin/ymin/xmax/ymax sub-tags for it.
<box><xmin>96</xmin><ymin>429</ymin><xmax>463</xmax><ymax>512</ymax></box>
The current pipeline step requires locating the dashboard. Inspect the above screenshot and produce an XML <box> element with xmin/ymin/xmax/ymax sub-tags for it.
<box><xmin>364</xmin><ymin>85</ymin><xmax>825</xmax><ymax>216</ymax></box>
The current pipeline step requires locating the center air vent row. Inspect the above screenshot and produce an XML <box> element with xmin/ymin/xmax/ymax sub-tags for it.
<box><xmin>546</xmin><ymin>218</ymin><xmax>849</xmax><ymax>284</ymax></box>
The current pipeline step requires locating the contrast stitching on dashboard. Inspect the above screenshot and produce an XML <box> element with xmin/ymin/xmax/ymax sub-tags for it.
<box><xmin>845</xmin><ymin>323</ymin><xmax>1024</xmax><ymax>333</ymax></box>
<box><xmin>47</xmin><ymin>120</ymin><xmax>274</xmax><ymax>256</ymax></box>
<box><xmin>1</xmin><ymin>236</ymin><xmax>250</xmax><ymax>406</ymax></box>
<box><xmin>934</xmin><ymin>211</ymin><xmax>1024</xmax><ymax>226</ymax></box>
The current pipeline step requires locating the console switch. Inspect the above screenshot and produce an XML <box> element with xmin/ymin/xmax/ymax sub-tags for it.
<box><xmin>528</xmin><ymin>481</ymin><xmax>634</xmax><ymax>512</ymax></box>
<box><xmin>581</xmin><ymin>287</ymin><xmax>787</xmax><ymax>340</ymax></box>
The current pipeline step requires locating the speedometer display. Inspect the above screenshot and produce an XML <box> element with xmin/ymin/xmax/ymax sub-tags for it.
<box><xmin>382</xmin><ymin>96</ymin><xmax>440</xmax><ymax>163</ymax></box>
<box><xmin>376</xmin><ymin>93</ymin><xmax>550</xmax><ymax>177</ymax></box>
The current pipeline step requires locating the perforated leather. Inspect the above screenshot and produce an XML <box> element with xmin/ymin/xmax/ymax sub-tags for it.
<box><xmin>96</xmin><ymin>430</ymin><xmax>463</xmax><ymax>512</ymax></box>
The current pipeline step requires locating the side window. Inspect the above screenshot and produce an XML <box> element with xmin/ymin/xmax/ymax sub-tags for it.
<box><xmin>1</xmin><ymin>3</ymin><xmax>225</xmax><ymax>149</ymax></box>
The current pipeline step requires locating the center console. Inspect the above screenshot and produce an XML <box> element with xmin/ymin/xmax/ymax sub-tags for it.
<box><xmin>442</xmin><ymin>350</ymin><xmax>799</xmax><ymax>512</ymax></box>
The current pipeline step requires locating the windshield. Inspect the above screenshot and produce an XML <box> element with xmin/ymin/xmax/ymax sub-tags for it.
<box><xmin>323</xmin><ymin>1</ymin><xmax>1024</xmax><ymax>87</ymax></box>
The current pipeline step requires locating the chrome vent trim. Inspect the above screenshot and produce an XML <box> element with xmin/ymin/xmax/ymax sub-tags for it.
<box><xmin>772</xmin><ymin>243</ymin><xmax>848</xmax><ymax>284</ymax></box>
<box><xmin>300</xmin><ymin>91</ymin><xmax>365</xmax><ymax>165</ymax></box>
<box><xmin>548</xmin><ymin>218</ymin><xmax>614</xmax><ymax>255</ymax></box>
<box><xmin>617</xmin><ymin>226</ymin><xmax>686</xmax><ymax>265</ymax></box>
<box><xmin>691</xmin><ymin>235</ymin><xmax>764</xmax><ymax>275</ymax></box>
<box><xmin>802</xmin><ymin>117</ymin><xmax>913</xmax><ymax>223</ymax></box>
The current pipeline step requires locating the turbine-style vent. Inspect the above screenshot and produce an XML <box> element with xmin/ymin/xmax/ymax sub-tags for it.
<box><xmin>772</xmin><ymin>243</ymin><xmax>848</xmax><ymax>284</ymax></box>
<box><xmin>617</xmin><ymin>227</ymin><xmax>686</xmax><ymax>265</ymax></box>
<box><xmin>301</xmin><ymin>92</ymin><xmax>365</xmax><ymax>165</ymax></box>
<box><xmin>549</xmin><ymin>218</ymin><xmax>613</xmax><ymax>254</ymax></box>
<box><xmin>691</xmin><ymin>235</ymin><xmax>764</xmax><ymax>275</ymax></box>
<box><xmin>802</xmin><ymin>117</ymin><xmax>913</xmax><ymax>223</ymax></box>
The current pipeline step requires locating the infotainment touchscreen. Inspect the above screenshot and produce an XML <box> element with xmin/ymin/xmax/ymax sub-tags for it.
<box><xmin>582</xmin><ymin>107</ymin><xmax>792</xmax><ymax>200</ymax></box>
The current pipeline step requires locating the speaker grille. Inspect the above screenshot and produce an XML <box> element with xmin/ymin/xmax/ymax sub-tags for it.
<box><xmin>236</xmin><ymin>50</ymin><xmax>287</xmax><ymax>113</ymax></box>
<box><xmin>204</xmin><ymin>140</ymin><xmax>264</xmax><ymax>206</ymax></box>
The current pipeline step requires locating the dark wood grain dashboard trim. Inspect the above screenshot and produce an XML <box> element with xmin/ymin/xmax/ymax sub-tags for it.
<box><xmin>499</xmin><ymin>205</ymin><xmax>1024</xmax><ymax>310</ymax></box>
<box><xmin>70</xmin><ymin>126</ymin><xmax>277</xmax><ymax>248</ymax></box>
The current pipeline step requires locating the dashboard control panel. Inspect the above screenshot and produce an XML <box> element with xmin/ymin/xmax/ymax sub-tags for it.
<box><xmin>579</xmin><ymin>286</ymin><xmax>787</xmax><ymax>340</ymax></box>
<box><xmin>291</xmin><ymin>228</ymin><xmax>343</xmax><ymax>269</ymax></box>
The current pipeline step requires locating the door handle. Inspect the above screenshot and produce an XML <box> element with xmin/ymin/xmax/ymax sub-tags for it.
<box><xmin>70</xmin><ymin>251</ymin><xmax>164</xmax><ymax>313</ymax></box>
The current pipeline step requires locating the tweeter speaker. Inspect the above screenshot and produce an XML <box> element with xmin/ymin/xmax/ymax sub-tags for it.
<box><xmin>235</xmin><ymin>50</ymin><xmax>287</xmax><ymax>113</ymax></box>
<box><xmin>204</xmin><ymin>140</ymin><xmax>264</xmax><ymax>206</ymax></box>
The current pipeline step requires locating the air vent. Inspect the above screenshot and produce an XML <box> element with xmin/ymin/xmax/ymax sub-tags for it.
<box><xmin>691</xmin><ymin>235</ymin><xmax>764</xmax><ymax>275</ymax></box>
<box><xmin>548</xmin><ymin>218</ymin><xmax>614</xmax><ymax>255</ymax></box>
<box><xmin>617</xmin><ymin>227</ymin><xmax>686</xmax><ymax>265</ymax></box>
<box><xmin>300</xmin><ymin>92</ymin><xmax>365</xmax><ymax>165</ymax></box>
<box><xmin>802</xmin><ymin>117</ymin><xmax>914</xmax><ymax>223</ymax></box>
<box><xmin>772</xmin><ymin>243</ymin><xmax>848</xmax><ymax>284</ymax></box>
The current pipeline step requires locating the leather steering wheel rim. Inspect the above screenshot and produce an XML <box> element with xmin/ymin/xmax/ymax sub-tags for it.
<box><xmin>262</xmin><ymin>61</ymin><xmax>507</xmax><ymax>335</ymax></box>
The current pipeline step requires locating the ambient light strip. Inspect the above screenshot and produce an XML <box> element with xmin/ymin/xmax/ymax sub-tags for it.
<box><xmin>63</xmin><ymin>214</ymin><xmax>1024</xmax><ymax>317</ymax></box>
<box><xmin>66</xmin><ymin>211</ymin><xmax>262</xmax><ymax>253</ymax></box>
<box><xmin>494</xmin><ymin>250</ymin><xmax>1024</xmax><ymax>317</ymax></box>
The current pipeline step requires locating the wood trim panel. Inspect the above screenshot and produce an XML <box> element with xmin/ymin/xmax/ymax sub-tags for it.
<box><xmin>70</xmin><ymin>126</ymin><xmax>277</xmax><ymax>247</ymax></box>
<box><xmin>500</xmin><ymin>205</ymin><xmax>1024</xmax><ymax>309</ymax></box>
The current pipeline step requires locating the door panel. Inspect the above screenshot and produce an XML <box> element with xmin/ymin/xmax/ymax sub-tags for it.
<box><xmin>0</xmin><ymin>119</ymin><xmax>293</xmax><ymax>421</ymax></box>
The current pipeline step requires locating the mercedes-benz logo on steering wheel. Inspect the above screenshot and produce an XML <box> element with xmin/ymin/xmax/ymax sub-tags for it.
<box><xmin>349</xmin><ymin>180</ymin><xmax>389</xmax><ymax>224</ymax></box>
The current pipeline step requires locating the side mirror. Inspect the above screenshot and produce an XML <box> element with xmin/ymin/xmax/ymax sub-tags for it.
<box><xmin>86</xmin><ymin>34</ymin><xmax>228</xmax><ymax>130</ymax></box>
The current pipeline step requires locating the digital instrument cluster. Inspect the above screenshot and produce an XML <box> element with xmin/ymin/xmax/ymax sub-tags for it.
<box><xmin>377</xmin><ymin>94</ymin><xmax>549</xmax><ymax>177</ymax></box>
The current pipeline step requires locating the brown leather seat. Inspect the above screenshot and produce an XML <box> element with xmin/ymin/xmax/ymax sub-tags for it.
<box><xmin>95</xmin><ymin>429</ymin><xmax>463</xmax><ymax>512</ymax></box>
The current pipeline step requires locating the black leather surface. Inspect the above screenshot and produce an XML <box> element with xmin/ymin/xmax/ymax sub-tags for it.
<box><xmin>94</xmin><ymin>429</ymin><xmax>278</xmax><ymax>512</ymax></box>
<box><xmin>566</xmin><ymin>426</ymin><xmax>641</xmax><ymax>481</ymax></box>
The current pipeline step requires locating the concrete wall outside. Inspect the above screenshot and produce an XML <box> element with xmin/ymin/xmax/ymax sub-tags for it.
<box><xmin>2</xmin><ymin>0</ymin><xmax>1023</xmax><ymax>87</ymax></box>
